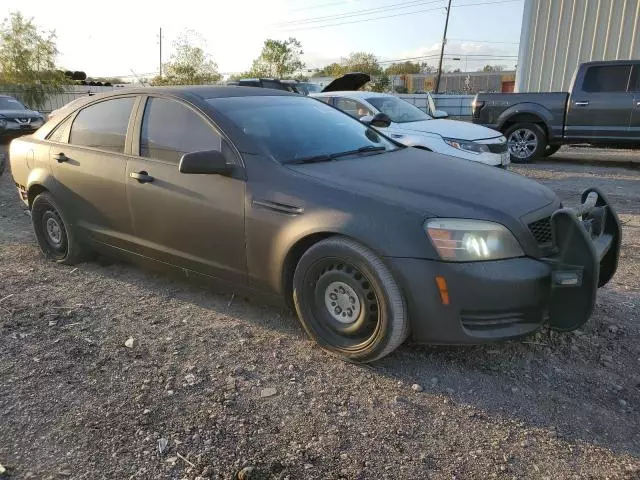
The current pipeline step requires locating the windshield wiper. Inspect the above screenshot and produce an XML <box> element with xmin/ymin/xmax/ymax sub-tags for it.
<box><xmin>286</xmin><ymin>145</ymin><xmax>387</xmax><ymax>165</ymax></box>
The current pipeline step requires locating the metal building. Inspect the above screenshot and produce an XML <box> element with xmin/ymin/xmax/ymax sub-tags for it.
<box><xmin>516</xmin><ymin>0</ymin><xmax>640</xmax><ymax>92</ymax></box>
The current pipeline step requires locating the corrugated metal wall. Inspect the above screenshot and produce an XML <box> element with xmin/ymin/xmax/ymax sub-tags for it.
<box><xmin>516</xmin><ymin>0</ymin><xmax>640</xmax><ymax>92</ymax></box>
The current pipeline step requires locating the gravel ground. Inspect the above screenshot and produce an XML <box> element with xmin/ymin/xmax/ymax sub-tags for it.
<box><xmin>1</xmin><ymin>148</ymin><xmax>639</xmax><ymax>480</ymax></box>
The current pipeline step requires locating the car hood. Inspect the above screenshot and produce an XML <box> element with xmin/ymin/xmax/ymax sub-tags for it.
<box><xmin>287</xmin><ymin>147</ymin><xmax>556</xmax><ymax>223</ymax></box>
<box><xmin>0</xmin><ymin>109</ymin><xmax>41</xmax><ymax>119</ymax></box>
<box><xmin>391</xmin><ymin>119</ymin><xmax>502</xmax><ymax>141</ymax></box>
<box><xmin>322</xmin><ymin>72</ymin><xmax>371</xmax><ymax>92</ymax></box>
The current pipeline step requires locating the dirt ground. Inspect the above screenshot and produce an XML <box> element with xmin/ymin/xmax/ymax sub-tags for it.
<box><xmin>1</xmin><ymin>148</ymin><xmax>639</xmax><ymax>480</ymax></box>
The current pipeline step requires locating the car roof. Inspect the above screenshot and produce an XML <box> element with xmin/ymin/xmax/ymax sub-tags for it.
<box><xmin>311</xmin><ymin>91</ymin><xmax>393</xmax><ymax>100</ymax></box>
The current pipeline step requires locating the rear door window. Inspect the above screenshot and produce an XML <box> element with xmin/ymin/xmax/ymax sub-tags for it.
<box><xmin>69</xmin><ymin>97</ymin><xmax>135</xmax><ymax>153</ymax></box>
<box><xmin>629</xmin><ymin>65</ymin><xmax>640</xmax><ymax>92</ymax></box>
<box><xmin>140</xmin><ymin>97</ymin><xmax>223</xmax><ymax>164</ymax></box>
<box><xmin>582</xmin><ymin>65</ymin><xmax>632</xmax><ymax>93</ymax></box>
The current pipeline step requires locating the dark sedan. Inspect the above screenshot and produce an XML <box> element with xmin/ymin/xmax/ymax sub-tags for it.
<box><xmin>0</xmin><ymin>95</ymin><xmax>46</xmax><ymax>140</ymax></box>
<box><xmin>9</xmin><ymin>87</ymin><xmax>621</xmax><ymax>362</ymax></box>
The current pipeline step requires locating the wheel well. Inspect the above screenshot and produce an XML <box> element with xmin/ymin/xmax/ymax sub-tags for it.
<box><xmin>281</xmin><ymin>232</ymin><xmax>336</xmax><ymax>308</ymax></box>
<box><xmin>501</xmin><ymin>114</ymin><xmax>549</xmax><ymax>139</ymax></box>
<box><xmin>27</xmin><ymin>185</ymin><xmax>48</xmax><ymax>208</ymax></box>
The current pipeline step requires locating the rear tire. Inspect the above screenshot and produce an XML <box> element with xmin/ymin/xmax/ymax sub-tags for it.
<box><xmin>31</xmin><ymin>192</ymin><xmax>86</xmax><ymax>265</ymax></box>
<box><xmin>292</xmin><ymin>237</ymin><xmax>409</xmax><ymax>363</ymax></box>
<box><xmin>505</xmin><ymin>123</ymin><xmax>547</xmax><ymax>164</ymax></box>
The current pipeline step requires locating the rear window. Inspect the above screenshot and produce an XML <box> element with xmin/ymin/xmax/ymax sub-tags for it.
<box><xmin>582</xmin><ymin>65</ymin><xmax>632</xmax><ymax>93</ymax></box>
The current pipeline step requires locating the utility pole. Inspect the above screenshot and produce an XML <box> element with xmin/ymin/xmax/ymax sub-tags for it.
<box><xmin>434</xmin><ymin>0</ymin><xmax>452</xmax><ymax>93</ymax></box>
<box><xmin>159</xmin><ymin>27</ymin><xmax>163</xmax><ymax>78</ymax></box>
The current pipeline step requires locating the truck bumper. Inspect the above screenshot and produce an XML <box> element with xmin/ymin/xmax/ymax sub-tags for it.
<box><xmin>387</xmin><ymin>188</ymin><xmax>621</xmax><ymax>344</ymax></box>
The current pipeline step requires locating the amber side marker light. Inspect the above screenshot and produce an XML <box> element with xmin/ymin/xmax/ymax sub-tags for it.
<box><xmin>435</xmin><ymin>276</ymin><xmax>450</xmax><ymax>305</ymax></box>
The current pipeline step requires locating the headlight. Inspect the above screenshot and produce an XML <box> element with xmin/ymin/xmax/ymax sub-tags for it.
<box><xmin>443</xmin><ymin>138</ymin><xmax>489</xmax><ymax>154</ymax></box>
<box><xmin>425</xmin><ymin>218</ymin><xmax>523</xmax><ymax>262</ymax></box>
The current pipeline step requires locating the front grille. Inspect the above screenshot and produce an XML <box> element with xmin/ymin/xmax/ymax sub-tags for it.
<box><xmin>460</xmin><ymin>308</ymin><xmax>543</xmax><ymax>337</ymax></box>
<box><xmin>528</xmin><ymin>216</ymin><xmax>552</xmax><ymax>245</ymax></box>
<box><xmin>487</xmin><ymin>143</ymin><xmax>508</xmax><ymax>154</ymax></box>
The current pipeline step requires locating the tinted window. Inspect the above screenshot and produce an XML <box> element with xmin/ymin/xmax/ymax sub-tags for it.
<box><xmin>334</xmin><ymin>98</ymin><xmax>373</xmax><ymax>119</ymax></box>
<box><xmin>69</xmin><ymin>97</ymin><xmax>135</xmax><ymax>153</ymax></box>
<box><xmin>48</xmin><ymin>116</ymin><xmax>73</xmax><ymax>143</ymax></box>
<box><xmin>314</xmin><ymin>96</ymin><xmax>332</xmax><ymax>105</ymax></box>
<box><xmin>366</xmin><ymin>96</ymin><xmax>431</xmax><ymax>123</ymax></box>
<box><xmin>583</xmin><ymin>65</ymin><xmax>631</xmax><ymax>93</ymax></box>
<box><xmin>261</xmin><ymin>80</ymin><xmax>287</xmax><ymax>91</ymax></box>
<box><xmin>630</xmin><ymin>66</ymin><xmax>640</xmax><ymax>92</ymax></box>
<box><xmin>140</xmin><ymin>97</ymin><xmax>222</xmax><ymax>164</ymax></box>
<box><xmin>207</xmin><ymin>95</ymin><xmax>397</xmax><ymax>164</ymax></box>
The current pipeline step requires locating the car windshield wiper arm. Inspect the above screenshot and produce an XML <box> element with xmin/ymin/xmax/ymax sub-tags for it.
<box><xmin>286</xmin><ymin>145</ymin><xmax>387</xmax><ymax>165</ymax></box>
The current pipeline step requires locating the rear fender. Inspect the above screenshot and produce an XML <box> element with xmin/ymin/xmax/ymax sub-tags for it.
<box><xmin>497</xmin><ymin>103</ymin><xmax>553</xmax><ymax>136</ymax></box>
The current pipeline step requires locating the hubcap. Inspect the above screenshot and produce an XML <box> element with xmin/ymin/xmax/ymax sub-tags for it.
<box><xmin>508</xmin><ymin>128</ymin><xmax>538</xmax><ymax>159</ymax></box>
<box><xmin>46</xmin><ymin>216</ymin><xmax>62</xmax><ymax>245</ymax></box>
<box><xmin>324</xmin><ymin>281</ymin><xmax>361</xmax><ymax>324</ymax></box>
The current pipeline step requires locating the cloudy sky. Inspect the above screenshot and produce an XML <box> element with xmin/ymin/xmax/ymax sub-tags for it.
<box><xmin>2</xmin><ymin>0</ymin><xmax>524</xmax><ymax>78</ymax></box>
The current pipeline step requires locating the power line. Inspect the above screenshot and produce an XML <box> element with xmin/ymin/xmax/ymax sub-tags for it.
<box><xmin>272</xmin><ymin>0</ymin><xmax>443</xmax><ymax>27</ymax></box>
<box><xmin>278</xmin><ymin>0</ymin><xmax>521</xmax><ymax>32</ymax></box>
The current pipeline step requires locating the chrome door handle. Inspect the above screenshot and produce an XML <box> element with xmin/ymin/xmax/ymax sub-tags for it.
<box><xmin>574</xmin><ymin>101</ymin><xmax>589</xmax><ymax>106</ymax></box>
<box><xmin>636</xmin><ymin>101</ymin><xmax>640</xmax><ymax>106</ymax></box>
<box><xmin>130</xmin><ymin>171</ymin><xmax>154</xmax><ymax>183</ymax></box>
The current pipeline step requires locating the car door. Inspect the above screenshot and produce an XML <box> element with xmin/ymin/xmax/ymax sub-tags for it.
<box><xmin>47</xmin><ymin>96</ymin><xmax>137</xmax><ymax>249</ymax></box>
<box><xmin>629</xmin><ymin>65</ymin><xmax>640</xmax><ymax>141</ymax></box>
<box><xmin>125</xmin><ymin>95</ymin><xmax>246</xmax><ymax>284</ymax></box>
<box><xmin>565</xmin><ymin>63</ymin><xmax>633</xmax><ymax>142</ymax></box>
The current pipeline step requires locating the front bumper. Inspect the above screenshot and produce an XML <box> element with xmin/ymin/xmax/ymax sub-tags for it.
<box><xmin>388</xmin><ymin>188</ymin><xmax>621</xmax><ymax>344</ymax></box>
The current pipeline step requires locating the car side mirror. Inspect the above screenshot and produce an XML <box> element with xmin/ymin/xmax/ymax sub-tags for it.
<box><xmin>432</xmin><ymin>110</ymin><xmax>448</xmax><ymax>119</ymax></box>
<box><xmin>179</xmin><ymin>150</ymin><xmax>232</xmax><ymax>175</ymax></box>
<box><xmin>361</xmin><ymin>112</ymin><xmax>391</xmax><ymax>128</ymax></box>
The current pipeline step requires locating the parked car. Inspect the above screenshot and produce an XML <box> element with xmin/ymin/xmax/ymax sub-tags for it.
<box><xmin>0</xmin><ymin>95</ymin><xmax>46</xmax><ymax>141</ymax></box>
<box><xmin>313</xmin><ymin>88</ymin><xmax>510</xmax><ymax>167</ymax></box>
<box><xmin>9</xmin><ymin>87</ymin><xmax>620</xmax><ymax>362</ymax></box>
<box><xmin>472</xmin><ymin>60</ymin><xmax>640</xmax><ymax>163</ymax></box>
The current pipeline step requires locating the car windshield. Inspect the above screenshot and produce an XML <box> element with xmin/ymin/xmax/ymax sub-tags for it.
<box><xmin>0</xmin><ymin>97</ymin><xmax>27</xmax><ymax>110</ymax></box>
<box><xmin>366</xmin><ymin>96</ymin><xmax>431</xmax><ymax>123</ymax></box>
<box><xmin>207</xmin><ymin>95</ymin><xmax>398</xmax><ymax>164</ymax></box>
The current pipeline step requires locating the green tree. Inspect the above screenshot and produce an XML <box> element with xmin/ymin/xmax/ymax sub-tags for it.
<box><xmin>313</xmin><ymin>62</ymin><xmax>345</xmax><ymax>77</ymax></box>
<box><xmin>370</xmin><ymin>73</ymin><xmax>391</xmax><ymax>92</ymax></box>
<box><xmin>0</xmin><ymin>12</ymin><xmax>65</xmax><ymax>109</ymax></box>
<box><xmin>341</xmin><ymin>52</ymin><xmax>382</xmax><ymax>76</ymax></box>
<box><xmin>249</xmin><ymin>37</ymin><xmax>304</xmax><ymax>78</ymax></box>
<box><xmin>384</xmin><ymin>61</ymin><xmax>421</xmax><ymax>75</ymax></box>
<box><xmin>152</xmin><ymin>30</ymin><xmax>221</xmax><ymax>85</ymax></box>
<box><xmin>420</xmin><ymin>63</ymin><xmax>436</xmax><ymax>74</ymax></box>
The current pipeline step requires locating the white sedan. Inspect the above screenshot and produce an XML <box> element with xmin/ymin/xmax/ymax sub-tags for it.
<box><xmin>312</xmin><ymin>90</ymin><xmax>509</xmax><ymax>167</ymax></box>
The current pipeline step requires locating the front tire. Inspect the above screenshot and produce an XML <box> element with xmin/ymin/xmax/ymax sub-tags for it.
<box><xmin>31</xmin><ymin>192</ymin><xmax>86</xmax><ymax>265</ymax></box>
<box><xmin>505</xmin><ymin>123</ymin><xmax>547</xmax><ymax>163</ymax></box>
<box><xmin>292</xmin><ymin>237</ymin><xmax>409</xmax><ymax>363</ymax></box>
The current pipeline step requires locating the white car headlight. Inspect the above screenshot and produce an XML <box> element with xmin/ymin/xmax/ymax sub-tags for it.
<box><xmin>443</xmin><ymin>138</ymin><xmax>489</xmax><ymax>154</ymax></box>
<box><xmin>425</xmin><ymin>218</ymin><xmax>524</xmax><ymax>262</ymax></box>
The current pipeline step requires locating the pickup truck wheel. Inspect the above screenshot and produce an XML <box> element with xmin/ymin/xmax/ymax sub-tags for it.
<box><xmin>505</xmin><ymin>123</ymin><xmax>547</xmax><ymax>163</ymax></box>
<box><xmin>544</xmin><ymin>145</ymin><xmax>561</xmax><ymax>157</ymax></box>
<box><xmin>31</xmin><ymin>192</ymin><xmax>87</xmax><ymax>265</ymax></box>
<box><xmin>292</xmin><ymin>237</ymin><xmax>409</xmax><ymax>363</ymax></box>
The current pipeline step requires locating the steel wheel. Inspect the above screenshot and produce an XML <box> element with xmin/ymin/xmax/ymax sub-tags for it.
<box><xmin>31</xmin><ymin>192</ymin><xmax>87</xmax><ymax>265</ymax></box>
<box><xmin>292</xmin><ymin>237</ymin><xmax>408</xmax><ymax>363</ymax></box>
